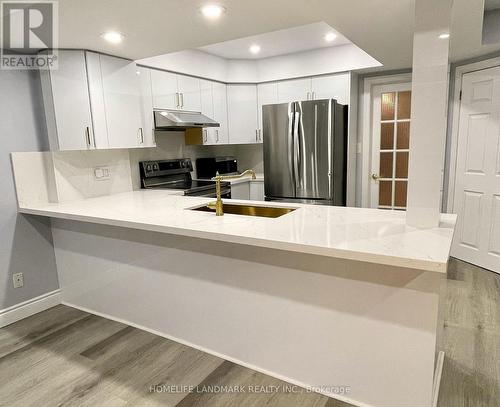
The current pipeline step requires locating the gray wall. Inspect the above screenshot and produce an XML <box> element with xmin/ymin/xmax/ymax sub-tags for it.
<box><xmin>0</xmin><ymin>69</ymin><xmax>59</xmax><ymax>309</ymax></box>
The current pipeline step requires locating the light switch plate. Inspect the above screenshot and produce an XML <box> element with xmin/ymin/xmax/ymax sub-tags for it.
<box><xmin>94</xmin><ymin>166</ymin><xmax>111</xmax><ymax>181</ymax></box>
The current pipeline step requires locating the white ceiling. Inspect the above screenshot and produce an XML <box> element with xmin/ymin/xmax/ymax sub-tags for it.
<box><xmin>54</xmin><ymin>0</ymin><xmax>415</xmax><ymax>71</ymax></box>
<box><xmin>198</xmin><ymin>22</ymin><xmax>350</xmax><ymax>60</ymax></box>
<box><xmin>450</xmin><ymin>0</ymin><xmax>500</xmax><ymax>62</ymax></box>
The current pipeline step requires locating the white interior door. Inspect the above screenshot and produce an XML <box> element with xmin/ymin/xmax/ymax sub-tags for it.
<box><xmin>452</xmin><ymin>67</ymin><xmax>500</xmax><ymax>274</ymax></box>
<box><xmin>370</xmin><ymin>83</ymin><xmax>412</xmax><ymax>209</ymax></box>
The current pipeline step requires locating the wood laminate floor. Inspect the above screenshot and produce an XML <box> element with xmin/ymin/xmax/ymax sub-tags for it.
<box><xmin>0</xmin><ymin>258</ymin><xmax>498</xmax><ymax>407</ymax></box>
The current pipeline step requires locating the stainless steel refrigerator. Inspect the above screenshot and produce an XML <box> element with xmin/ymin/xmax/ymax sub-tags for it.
<box><xmin>263</xmin><ymin>99</ymin><xmax>348</xmax><ymax>206</ymax></box>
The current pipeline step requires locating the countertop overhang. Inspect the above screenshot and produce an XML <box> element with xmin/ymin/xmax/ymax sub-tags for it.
<box><xmin>18</xmin><ymin>190</ymin><xmax>456</xmax><ymax>273</ymax></box>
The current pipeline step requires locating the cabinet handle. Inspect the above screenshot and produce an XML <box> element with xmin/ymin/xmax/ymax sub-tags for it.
<box><xmin>180</xmin><ymin>92</ymin><xmax>184</xmax><ymax>108</ymax></box>
<box><xmin>216</xmin><ymin>129</ymin><xmax>219</xmax><ymax>142</ymax></box>
<box><xmin>255</xmin><ymin>129</ymin><xmax>258</xmax><ymax>142</ymax></box>
<box><xmin>139</xmin><ymin>128</ymin><xmax>144</xmax><ymax>144</ymax></box>
<box><xmin>306</xmin><ymin>92</ymin><xmax>311</xmax><ymax>100</ymax></box>
<box><xmin>204</xmin><ymin>129</ymin><xmax>208</xmax><ymax>142</ymax></box>
<box><xmin>175</xmin><ymin>92</ymin><xmax>180</xmax><ymax>108</ymax></box>
<box><xmin>85</xmin><ymin>126</ymin><xmax>91</xmax><ymax>148</ymax></box>
<box><xmin>258</xmin><ymin>129</ymin><xmax>262</xmax><ymax>141</ymax></box>
<box><xmin>312</xmin><ymin>91</ymin><xmax>316</xmax><ymax>100</ymax></box>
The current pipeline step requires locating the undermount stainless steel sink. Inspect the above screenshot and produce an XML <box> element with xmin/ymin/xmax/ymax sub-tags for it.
<box><xmin>191</xmin><ymin>203</ymin><xmax>296</xmax><ymax>218</ymax></box>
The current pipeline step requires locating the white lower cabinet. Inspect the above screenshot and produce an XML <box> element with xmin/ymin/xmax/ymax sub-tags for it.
<box><xmin>230</xmin><ymin>182</ymin><xmax>250</xmax><ymax>200</ymax></box>
<box><xmin>250</xmin><ymin>181</ymin><xmax>265</xmax><ymax>201</ymax></box>
<box><xmin>227</xmin><ymin>84</ymin><xmax>259</xmax><ymax>144</ymax></box>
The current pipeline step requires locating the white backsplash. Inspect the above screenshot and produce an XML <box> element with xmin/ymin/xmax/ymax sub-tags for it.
<box><xmin>11</xmin><ymin>132</ymin><xmax>264</xmax><ymax>205</ymax></box>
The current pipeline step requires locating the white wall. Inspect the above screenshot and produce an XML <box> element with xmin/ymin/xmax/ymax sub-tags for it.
<box><xmin>0</xmin><ymin>70</ymin><xmax>59</xmax><ymax>309</ymax></box>
<box><xmin>138</xmin><ymin>44</ymin><xmax>381</xmax><ymax>83</ymax></box>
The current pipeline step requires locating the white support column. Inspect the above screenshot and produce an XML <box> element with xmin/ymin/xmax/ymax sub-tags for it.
<box><xmin>406</xmin><ymin>0</ymin><xmax>452</xmax><ymax>228</ymax></box>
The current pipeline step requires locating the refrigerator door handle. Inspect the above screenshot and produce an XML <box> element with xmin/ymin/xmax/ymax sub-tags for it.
<box><xmin>293</xmin><ymin>111</ymin><xmax>301</xmax><ymax>190</ymax></box>
<box><xmin>287</xmin><ymin>110</ymin><xmax>295</xmax><ymax>189</ymax></box>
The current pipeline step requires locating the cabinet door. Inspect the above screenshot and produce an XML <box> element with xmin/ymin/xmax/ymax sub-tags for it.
<box><xmin>43</xmin><ymin>50</ymin><xmax>94</xmax><ymax>150</ymax></box>
<box><xmin>257</xmin><ymin>82</ymin><xmax>278</xmax><ymax>140</ymax></box>
<box><xmin>200</xmin><ymin>80</ymin><xmax>217</xmax><ymax>144</ymax></box>
<box><xmin>277</xmin><ymin>78</ymin><xmax>312</xmax><ymax>103</ymax></box>
<box><xmin>85</xmin><ymin>52</ymin><xmax>109</xmax><ymax>149</ymax></box>
<box><xmin>227</xmin><ymin>84</ymin><xmax>259</xmax><ymax>144</ymax></box>
<box><xmin>177</xmin><ymin>74</ymin><xmax>201</xmax><ymax>112</ymax></box>
<box><xmin>99</xmin><ymin>55</ymin><xmax>143</xmax><ymax>148</ymax></box>
<box><xmin>250</xmin><ymin>181</ymin><xmax>265</xmax><ymax>201</ymax></box>
<box><xmin>231</xmin><ymin>182</ymin><xmax>250</xmax><ymax>200</ymax></box>
<box><xmin>311</xmin><ymin>73</ymin><xmax>350</xmax><ymax>104</ymax></box>
<box><xmin>151</xmin><ymin>70</ymin><xmax>179</xmax><ymax>109</ymax></box>
<box><xmin>137</xmin><ymin>66</ymin><xmax>156</xmax><ymax>147</ymax></box>
<box><xmin>212</xmin><ymin>82</ymin><xmax>229</xmax><ymax>144</ymax></box>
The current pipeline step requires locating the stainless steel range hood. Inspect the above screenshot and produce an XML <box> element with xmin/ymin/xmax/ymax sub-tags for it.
<box><xmin>154</xmin><ymin>109</ymin><xmax>219</xmax><ymax>130</ymax></box>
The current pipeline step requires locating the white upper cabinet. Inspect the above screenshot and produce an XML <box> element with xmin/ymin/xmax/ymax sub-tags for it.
<box><xmin>177</xmin><ymin>74</ymin><xmax>201</xmax><ymax>112</ymax></box>
<box><xmin>151</xmin><ymin>70</ymin><xmax>179</xmax><ymax>110</ymax></box>
<box><xmin>150</xmin><ymin>70</ymin><xmax>201</xmax><ymax>112</ymax></box>
<box><xmin>40</xmin><ymin>50</ymin><xmax>95</xmax><ymax>151</ymax></box>
<box><xmin>137</xmin><ymin>67</ymin><xmax>156</xmax><ymax>147</ymax></box>
<box><xmin>311</xmin><ymin>73</ymin><xmax>350</xmax><ymax>104</ymax></box>
<box><xmin>227</xmin><ymin>84</ymin><xmax>259</xmax><ymax>144</ymax></box>
<box><xmin>277</xmin><ymin>78</ymin><xmax>312</xmax><ymax>103</ymax></box>
<box><xmin>257</xmin><ymin>82</ymin><xmax>278</xmax><ymax>138</ymax></box>
<box><xmin>212</xmin><ymin>82</ymin><xmax>229</xmax><ymax>144</ymax></box>
<box><xmin>97</xmin><ymin>54</ymin><xmax>144</xmax><ymax>148</ymax></box>
<box><xmin>199</xmin><ymin>80</ymin><xmax>228</xmax><ymax>145</ymax></box>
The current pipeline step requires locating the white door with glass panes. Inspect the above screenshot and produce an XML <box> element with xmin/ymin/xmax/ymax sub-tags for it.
<box><xmin>370</xmin><ymin>83</ymin><xmax>412</xmax><ymax>210</ymax></box>
<box><xmin>451</xmin><ymin>67</ymin><xmax>500</xmax><ymax>274</ymax></box>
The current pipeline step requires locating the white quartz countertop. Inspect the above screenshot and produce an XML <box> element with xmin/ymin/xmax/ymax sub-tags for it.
<box><xmin>18</xmin><ymin>190</ymin><xmax>456</xmax><ymax>273</ymax></box>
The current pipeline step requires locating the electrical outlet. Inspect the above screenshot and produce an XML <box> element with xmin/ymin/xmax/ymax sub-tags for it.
<box><xmin>94</xmin><ymin>166</ymin><xmax>111</xmax><ymax>181</ymax></box>
<box><xmin>12</xmin><ymin>272</ymin><xmax>24</xmax><ymax>288</ymax></box>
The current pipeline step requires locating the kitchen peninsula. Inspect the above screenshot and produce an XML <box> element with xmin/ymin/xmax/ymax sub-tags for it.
<box><xmin>14</xmin><ymin>178</ymin><xmax>456</xmax><ymax>407</ymax></box>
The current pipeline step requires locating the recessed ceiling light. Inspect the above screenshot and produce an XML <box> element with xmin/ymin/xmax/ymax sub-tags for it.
<box><xmin>200</xmin><ymin>4</ymin><xmax>226</xmax><ymax>19</ymax></box>
<box><xmin>324</xmin><ymin>32</ymin><xmax>337</xmax><ymax>42</ymax></box>
<box><xmin>100</xmin><ymin>31</ymin><xmax>124</xmax><ymax>44</ymax></box>
<box><xmin>249</xmin><ymin>44</ymin><xmax>261</xmax><ymax>54</ymax></box>
<box><xmin>438</xmin><ymin>33</ymin><xmax>450</xmax><ymax>39</ymax></box>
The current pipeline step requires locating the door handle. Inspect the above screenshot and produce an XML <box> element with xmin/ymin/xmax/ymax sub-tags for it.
<box><xmin>288</xmin><ymin>111</ymin><xmax>295</xmax><ymax>188</ymax></box>
<box><xmin>372</xmin><ymin>173</ymin><xmax>380</xmax><ymax>181</ymax></box>
<box><xmin>180</xmin><ymin>92</ymin><xmax>184</xmax><ymax>108</ymax></box>
<box><xmin>85</xmin><ymin>126</ymin><xmax>92</xmax><ymax>148</ymax></box>
<box><xmin>293</xmin><ymin>111</ymin><xmax>301</xmax><ymax>186</ymax></box>
<box><xmin>139</xmin><ymin>128</ymin><xmax>144</xmax><ymax>144</ymax></box>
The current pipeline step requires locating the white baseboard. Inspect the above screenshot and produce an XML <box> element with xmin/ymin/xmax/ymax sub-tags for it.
<box><xmin>432</xmin><ymin>351</ymin><xmax>445</xmax><ymax>407</ymax></box>
<box><xmin>0</xmin><ymin>289</ymin><xmax>61</xmax><ymax>328</ymax></box>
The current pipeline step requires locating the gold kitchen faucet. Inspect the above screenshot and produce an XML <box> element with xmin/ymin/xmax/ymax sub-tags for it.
<box><xmin>208</xmin><ymin>170</ymin><xmax>257</xmax><ymax>216</ymax></box>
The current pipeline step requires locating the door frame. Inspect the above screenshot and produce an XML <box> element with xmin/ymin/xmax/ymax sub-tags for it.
<box><xmin>369</xmin><ymin>82</ymin><xmax>412</xmax><ymax>208</ymax></box>
<box><xmin>447</xmin><ymin>56</ymin><xmax>500</xmax><ymax>213</ymax></box>
<box><xmin>358</xmin><ymin>73</ymin><xmax>412</xmax><ymax>207</ymax></box>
